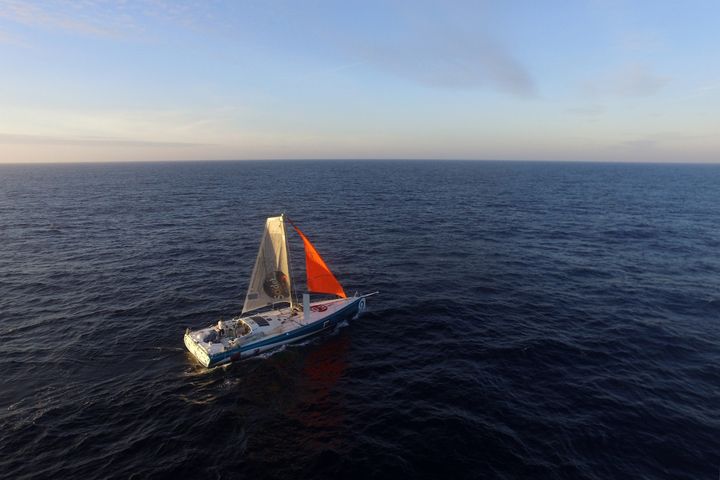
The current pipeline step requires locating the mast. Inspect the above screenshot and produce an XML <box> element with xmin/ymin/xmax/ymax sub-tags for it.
<box><xmin>282</xmin><ymin>213</ymin><xmax>296</xmax><ymax>310</ymax></box>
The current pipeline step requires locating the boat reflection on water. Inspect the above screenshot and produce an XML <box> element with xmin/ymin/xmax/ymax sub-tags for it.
<box><xmin>174</xmin><ymin>323</ymin><xmax>357</xmax><ymax>474</ymax></box>
<box><xmin>225</xmin><ymin>328</ymin><xmax>352</xmax><ymax>422</ymax></box>
<box><xmin>288</xmin><ymin>331</ymin><xmax>351</xmax><ymax>430</ymax></box>
<box><xmin>301</xmin><ymin>331</ymin><xmax>350</xmax><ymax>399</ymax></box>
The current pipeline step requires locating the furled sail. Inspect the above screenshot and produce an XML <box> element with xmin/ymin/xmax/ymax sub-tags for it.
<box><xmin>289</xmin><ymin>221</ymin><xmax>346</xmax><ymax>298</ymax></box>
<box><xmin>242</xmin><ymin>216</ymin><xmax>293</xmax><ymax>314</ymax></box>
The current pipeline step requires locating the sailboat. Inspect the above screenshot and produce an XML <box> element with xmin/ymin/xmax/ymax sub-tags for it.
<box><xmin>184</xmin><ymin>214</ymin><xmax>376</xmax><ymax>367</ymax></box>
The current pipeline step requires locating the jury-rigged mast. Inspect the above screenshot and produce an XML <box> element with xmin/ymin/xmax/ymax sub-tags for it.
<box><xmin>241</xmin><ymin>215</ymin><xmax>293</xmax><ymax>315</ymax></box>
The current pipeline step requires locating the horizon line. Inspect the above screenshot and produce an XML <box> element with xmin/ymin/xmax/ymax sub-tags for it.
<box><xmin>1</xmin><ymin>158</ymin><xmax>720</xmax><ymax>166</ymax></box>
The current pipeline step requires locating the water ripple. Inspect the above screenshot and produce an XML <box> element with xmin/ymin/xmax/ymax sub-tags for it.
<box><xmin>1</xmin><ymin>161</ymin><xmax>719</xmax><ymax>479</ymax></box>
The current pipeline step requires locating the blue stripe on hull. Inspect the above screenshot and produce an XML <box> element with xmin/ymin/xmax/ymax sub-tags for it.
<box><xmin>207</xmin><ymin>297</ymin><xmax>361</xmax><ymax>366</ymax></box>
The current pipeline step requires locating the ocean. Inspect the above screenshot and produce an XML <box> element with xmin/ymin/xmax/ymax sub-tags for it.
<box><xmin>1</xmin><ymin>160</ymin><xmax>718</xmax><ymax>479</ymax></box>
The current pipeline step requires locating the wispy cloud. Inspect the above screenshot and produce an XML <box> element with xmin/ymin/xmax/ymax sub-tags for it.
<box><xmin>567</xmin><ymin>105</ymin><xmax>605</xmax><ymax>116</ymax></box>
<box><xmin>0</xmin><ymin>132</ymin><xmax>206</xmax><ymax>148</ymax></box>
<box><xmin>0</xmin><ymin>27</ymin><xmax>29</xmax><ymax>46</ymax></box>
<box><xmin>680</xmin><ymin>81</ymin><xmax>720</xmax><ymax>101</ymax></box>
<box><xmin>0</xmin><ymin>0</ymin><xmax>210</xmax><ymax>39</ymax></box>
<box><xmin>602</xmin><ymin>131</ymin><xmax>717</xmax><ymax>161</ymax></box>
<box><xmin>359</xmin><ymin>30</ymin><xmax>535</xmax><ymax>96</ymax></box>
<box><xmin>293</xmin><ymin>61</ymin><xmax>366</xmax><ymax>83</ymax></box>
<box><xmin>0</xmin><ymin>0</ymin><xmax>116</xmax><ymax>36</ymax></box>
<box><xmin>585</xmin><ymin>63</ymin><xmax>670</xmax><ymax>97</ymax></box>
<box><xmin>618</xmin><ymin>30</ymin><xmax>665</xmax><ymax>52</ymax></box>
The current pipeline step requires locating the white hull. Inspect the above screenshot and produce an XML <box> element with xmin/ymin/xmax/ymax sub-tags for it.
<box><xmin>184</xmin><ymin>295</ymin><xmax>370</xmax><ymax>367</ymax></box>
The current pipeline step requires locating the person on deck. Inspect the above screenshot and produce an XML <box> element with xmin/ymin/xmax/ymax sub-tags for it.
<box><xmin>216</xmin><ymin>319</ymin><xmax>225</xmax><ymax>337</ymax></box>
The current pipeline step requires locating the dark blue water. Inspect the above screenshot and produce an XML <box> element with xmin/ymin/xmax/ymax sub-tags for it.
<box><xmin>1</xmin><ymin>160</ymin><xmax>719</xmax><ymax>479</ymax></box>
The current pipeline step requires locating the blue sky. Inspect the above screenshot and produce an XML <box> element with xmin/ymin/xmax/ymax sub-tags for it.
<box><xmin>0</xmin><ymin>0</ymin><xmax>718</xmax><ymax>162</ymax></box>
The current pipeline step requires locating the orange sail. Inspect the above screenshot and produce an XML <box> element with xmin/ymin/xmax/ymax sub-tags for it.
<box><xmin>290</xmin><ymin>222</ymin><xmax>347</xmax><ymax>298</ymax></box>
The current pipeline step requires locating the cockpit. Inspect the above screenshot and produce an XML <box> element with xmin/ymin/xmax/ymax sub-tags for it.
<box><xmin>236</xmin><ymin>319</ymin><xmax>252</xmax><ymax>336</ymax></box>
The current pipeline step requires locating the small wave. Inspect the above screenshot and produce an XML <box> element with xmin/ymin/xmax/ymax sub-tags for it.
<box><xmin>2</xmin><ymin>161</ymin><xmax>720</xmax><ymax>479</ymax></box>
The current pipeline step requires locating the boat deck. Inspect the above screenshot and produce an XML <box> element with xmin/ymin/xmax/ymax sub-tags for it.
<box><xmin>184</xmin><ymin>297</ymin><xmax>359</xmax><ymax>366</ymax></box>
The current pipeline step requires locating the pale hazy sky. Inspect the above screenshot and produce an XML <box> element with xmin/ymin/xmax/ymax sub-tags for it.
<box><xmin>1</xmin><ymin>0</ymin><xmax>719</xmax><ymax>163</ymax></box>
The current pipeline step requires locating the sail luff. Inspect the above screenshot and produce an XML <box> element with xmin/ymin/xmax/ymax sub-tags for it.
<box><xmin>288</xmin><ymin>220</ymin><xmax>346</xmax><ymax>298</ymax></box>
<box><xmin>281</xmin><ymin>214</ymin><xmax>295</xmax><ymax>310</ymax></box>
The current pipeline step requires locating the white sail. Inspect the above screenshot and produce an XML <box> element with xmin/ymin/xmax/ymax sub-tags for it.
<box><xmin>242</xmin><ymin>215</ymin><xmax>293</xmax><ymax>314</ymax></box>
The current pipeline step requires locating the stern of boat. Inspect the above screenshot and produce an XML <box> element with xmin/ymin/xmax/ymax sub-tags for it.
<box><xmin>184</xmin><ymin>330</ymin><xmax>211</xmax><ymax>367</ymax></box>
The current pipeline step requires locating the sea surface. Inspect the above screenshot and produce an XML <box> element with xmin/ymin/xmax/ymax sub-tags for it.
<box><xmin>1</xmin><ymin>160</ymin><xmax>719</xmax><ymax>479</ymax></box>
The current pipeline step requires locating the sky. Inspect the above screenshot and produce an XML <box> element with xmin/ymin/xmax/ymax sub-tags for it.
<box><xmin>0</xmin><ymin>0</ymin><xmax>719</xmax><ymax>163</ymax></box>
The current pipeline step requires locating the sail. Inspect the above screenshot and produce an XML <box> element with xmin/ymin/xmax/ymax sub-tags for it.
<box><xmin>242</xmin><ymin>216</ymin><xmax>293</xmax><ymax>314</ymax></box>
<box><xmin>290</xmin><ymin>222</ymin><xmax>347</xmax><ymax>298</ymax></box>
